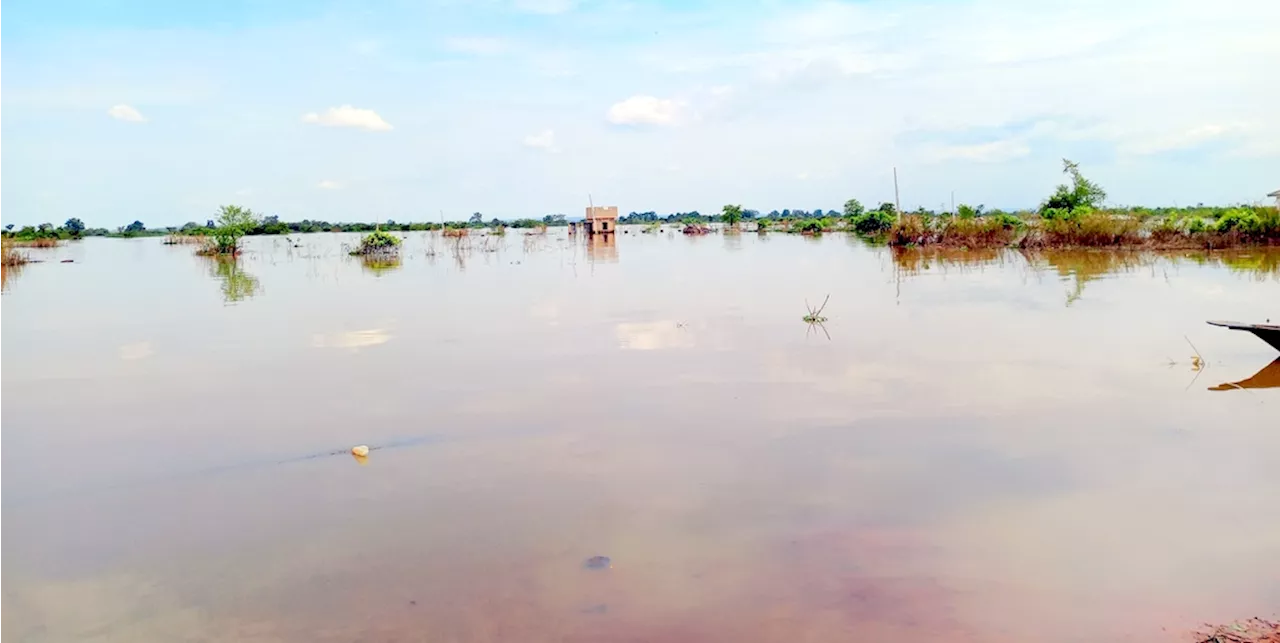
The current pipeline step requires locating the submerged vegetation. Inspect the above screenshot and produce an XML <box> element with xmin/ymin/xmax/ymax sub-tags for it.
<box><xmin>349</xmin><ymin>229</ymin><xmax>403</xmax><ymax>257</ymax></box>
<box><xmin>194</xmin><ymin>205</ymin><xmax>258</xmax><ymax>256</ymax></box>
<box><xmin>3</xmin><ymin>239</ymin><xmax>32</xmax><ymax>266</ymax></box>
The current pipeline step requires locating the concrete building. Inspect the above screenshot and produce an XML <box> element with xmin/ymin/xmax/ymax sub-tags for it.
<box><xmin>583</xmin><ymin>206</ymin><xmax>618</xmax><ymax>234</ymax></box>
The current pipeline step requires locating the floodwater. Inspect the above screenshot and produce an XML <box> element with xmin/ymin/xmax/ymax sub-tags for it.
<box><xmin>3</xmin><ymin>229</ymin><xmax>1278</xmax><ymax>642</ymax></box>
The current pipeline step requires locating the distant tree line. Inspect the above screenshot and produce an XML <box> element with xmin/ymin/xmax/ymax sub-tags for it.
<box><xmin>1</xmin><ymin>213</ymin><xmax>576</xmax><ymax>240</ymax></box>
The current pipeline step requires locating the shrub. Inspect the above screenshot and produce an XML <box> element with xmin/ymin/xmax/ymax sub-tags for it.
<box><xmin>851</xmin><ymin>209</ymin><xmax>895</xmax><ymax>234</ymax></box>
<box><xmin>1042</xmin><ymin>213</ymin><xmax>1141</xmax><ymax>246</ymax></box>
<box><xmin>1187</xmin><ymin>217</ymin><xmax>1207</xmax><ymax>233</ymax></box>
<box><xmin>2</xmin><ymin>239</ymin><xmax>30</xmax><ymax>266</ymax></box>
<box><xmin>1215</xmin><ymin>208</ymin><xmax>1261</xmax><ymax>234</ymax></box>
<box><xmin>990</xmin><ymin>213</ymin><xmax>1023</xmax><ymax>229</ymax></box>
<box><xmin>792</xmin><ymin>219</ymin><xmax>825</xmax><ymax>234</ymax></box>
<box><xmin>351</xmin><ymin>228</ymin><xmax>402</xmax><ymax>255</ymax></box>
<box><xmin>887</xmin><ymin>215</ymin><xmax>929</xmax><ymax>246</ymax></box>
<box><xmin>198</xmin><ymin>205</ymin><xmax>259</xmax><ymax>255</ymax></box>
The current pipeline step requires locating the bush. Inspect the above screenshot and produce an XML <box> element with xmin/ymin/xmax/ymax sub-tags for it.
<box><xmin>887</xmin><ymin>215</ymin><xmax>928</xmax><ymax>246</ymax></box>
<box><xmin>351</xmin><ymin>228</ymin><xmax>402</xmax><ymax>255</ymax></box>
<box><xmin>1041</xmin><ymin>213</ymin><xmax>1141</xmax><ymax>246</ymax></box>
<box><xmin>1187</xmin><ymin>217</ymin><xmax>1207</xmax><ymax>234</ymax></box>
<box><xmin>1215</xmin><ymin>208</ymin><xmax>1261</xmax><ymax>234</ymax></box>
<box><xmin>851</xmin><ymin>209</ymin><xmax>894</xmax><ymax>234</ymax></box>
<box><xmin>990</xmin><ymin>213</ymin><xmax>1023</xmax><ymax>229</ymax></box>
<box><xmin>792</xmin><ymin>219</ymin><xmax>825</xmax><ymax>234</ymax></box>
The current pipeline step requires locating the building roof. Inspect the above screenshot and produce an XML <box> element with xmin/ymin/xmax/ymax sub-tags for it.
<box><xmin>1268</xmin><ymin>189</ymin><xmax>1280</xmax><ymax>198</ymax></box>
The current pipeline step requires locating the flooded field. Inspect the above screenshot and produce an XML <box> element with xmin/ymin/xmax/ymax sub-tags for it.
<box><xmin>3</xmin><ymin>228</ymin><xmax>1278</xmax><ymax>642</ymax></box>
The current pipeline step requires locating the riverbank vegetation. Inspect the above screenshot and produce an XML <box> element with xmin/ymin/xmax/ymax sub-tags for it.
<box><xmin>883</xmin><ymin>160</ymin><xmax>1278</xmax><ymax>249</ymax></box>
<box><xmin>3</xmin><ymin>239</ymin><xmax>32</xmax><ymax>266</ymax></box>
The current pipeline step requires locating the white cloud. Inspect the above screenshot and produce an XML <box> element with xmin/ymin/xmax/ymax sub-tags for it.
<box><xmin>607</xmin><ymin>95</ymin><xmax>687</xmax><ymax>126</ymax></box>
<box><xmin>443</xmin><ymin>37</ymin><xmax>509</xmax><ymax>56</ymax></box>
<box><xmin>1119</xmin><ymin>123</ymin><xmax>1249</xmax><ymax>156</ymax></box>
<box><xmin>311</xmin><ymin>329</ymin><xmax>390</xmax><ymax>350</ymax></box>
<box><xmin>317</xmin><ymin>180</ymin><xmax>344</xmax><ymax>189</ymax></box>
<box><xmin>107</xmin><ymin>104</ymin><xmax>146</xmax><ymax>122</ymax></box>
<box><xmin>616</xmin><ymin>321</ymin><xmax>694</xmax><ymax>351</ymax></box>
<box><xmin>921</xmin><ymin>139</ymin><xmax>1032</xmax><ymax>164</ymax></box>
<box><xmin>301</xmin><ymin>105</ymin><xmax>393</xmax><ymax>131</ymax></box>
<box><xmin>522</xmin><ymin>129</ymin><xmax>559</xmax><ymax>153</ymax></box>
<box><xmin>513</xmin><ymin>0</ymin><xmax>574</xmax><ymax>14</ymax></box>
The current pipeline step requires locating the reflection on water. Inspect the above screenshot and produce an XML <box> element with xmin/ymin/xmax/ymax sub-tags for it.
<box><xmin>358</xmin><ymin>254</ymin><xmax>402</xmax><ymax>276</ymax></box>
<box><xmin>310</xmin><ymin>328</ymin><xmax>392</xmax><ymax>350</ymax></box>
<box><xmin>1210</xmin><ymin>358</ymin><xmax>1280</xmax><ymax>391</ymax></box>
<box><xmin>891</xmin><ymin>247</ymin><xmax>1278</xmax><ymax>306</ymax></box>
<box><xmin>1</xmin><ymin>260</ymin><xmax>25</xmax><ymax>292</ymax></box>
<box><xmin>205</xmin><ymin>256</ymin><xmax>260</xmax><ymax>303</ymax></box>
<box><xmin>586</xmin><ymin>233</ymin><xmax>618</xmax><ymax>263</ymax></box>
<box><xmin>615</xmin><ymin>320</ymin><xmax>692</xmax><ymax>350</ymax></box>
<box><xmin>2</xmin><ymin>233</ymin><xmax>1277</xmax><ymax>643</ymax></box>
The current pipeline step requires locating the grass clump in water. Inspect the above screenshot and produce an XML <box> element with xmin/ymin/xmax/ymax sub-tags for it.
<box><xmin>2</xmin><ymin>239</ymin><xmax>32</xmax><ymax>266</ymax></box>
<box><xmin>350</xmin><ymin>228</ymin><xmax>402</xmax><ymax>257</ymax></box>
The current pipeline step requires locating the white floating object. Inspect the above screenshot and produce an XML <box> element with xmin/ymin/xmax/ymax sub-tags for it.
<box><xmin>351</xmin><ymin>445</ymin><xmax>370</xmax><ymax>457</ymax></box>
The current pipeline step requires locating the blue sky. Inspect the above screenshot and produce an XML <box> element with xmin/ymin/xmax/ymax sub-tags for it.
<box><xmin>3</xmin><ymin>0</ymin><xmax>1278</xmax><ymax>227</ymax></box>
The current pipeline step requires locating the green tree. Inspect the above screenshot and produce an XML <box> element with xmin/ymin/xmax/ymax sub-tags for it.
<box><xmin>469</xmin><ymin>212</ymin><xmax>484</xmax><ymax>226</ymax></box>
<box><xmin>211</xmin><ymin>205</ymin><xmax>258</xmax><ymax>254</ymax></box>
<box><xmin>64</xmin><ymin>218</ymin><xmax>86</xmax><ymax>237</ymax></box>
<box><xmin>1042</xmin><ymin>159</ymin><xmax>1106</xmax><ymax>215</ymax></box>
<box><xmin>721</xmin><ymin>204</ymin><xmax>744</xmax><ymax>228</ymax></box>
<box><xmin>843</xmin><ymin>198</ymin><xmax>864</xmax><ymax>219</ymax></box>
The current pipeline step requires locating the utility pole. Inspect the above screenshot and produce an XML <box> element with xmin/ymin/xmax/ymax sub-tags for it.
<box><xmin>893</xmin><ymin>167</ymin><xmax>902</xmax><ymax>222</ymax></box>
<box><xmin>950</xmin><ymin>191</ymin><xmax>955</xmax><ymax>218</ymax></box>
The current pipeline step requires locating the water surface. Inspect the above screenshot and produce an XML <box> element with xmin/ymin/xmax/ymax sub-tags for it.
<box><xmin>4</xmin><ymin>230</ymin><xmax>1278</xmax><ymax>642</ymax></box>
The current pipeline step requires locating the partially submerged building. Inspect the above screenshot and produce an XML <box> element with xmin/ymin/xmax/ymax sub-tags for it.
<box><xmin>583</xmin><ymin>206</ymin><xmax>618</xmax><ymax>234</ymax></box>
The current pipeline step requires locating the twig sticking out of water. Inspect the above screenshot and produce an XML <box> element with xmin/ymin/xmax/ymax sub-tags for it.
<box><xmin>1185</xmin><ymin>334</ymin><xmax>1205</xmax><ymax>371</ymax></box>
<box><xmin>803</xmin><ymin>294</ymin><xmax>830</xmax><ymax>323</ymax></box>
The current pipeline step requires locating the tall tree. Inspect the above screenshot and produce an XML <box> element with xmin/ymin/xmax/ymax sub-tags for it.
<box><xmin>843</xmin><ymin>199</ymin><xmax>865</xmax><ymax>218</ymax></box>
<box><xmin>721</xmin><ymin>204</ymin><xmax>744</xmax><ymax>228</ymax></box>
<box><xmin>64</xmin><ymin>218</ymin><xmax>86</xmax><ymax>237</ymax></box>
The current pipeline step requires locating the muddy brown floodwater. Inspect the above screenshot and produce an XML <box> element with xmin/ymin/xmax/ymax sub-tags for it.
<box><xmin>3</xmin><ymin>229</ymin><xmax>1278</xmax><ymax>642</ymax></box>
